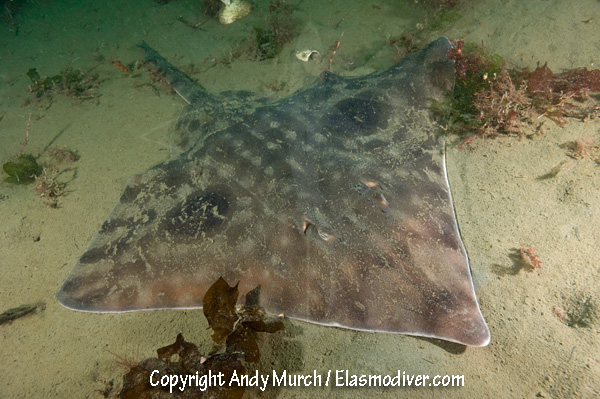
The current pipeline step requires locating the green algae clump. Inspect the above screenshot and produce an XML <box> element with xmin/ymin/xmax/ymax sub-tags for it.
<box><xmin>3</xmin><ymin>154</ymin><xmax>43</xmax><ymax>184</ymax></box>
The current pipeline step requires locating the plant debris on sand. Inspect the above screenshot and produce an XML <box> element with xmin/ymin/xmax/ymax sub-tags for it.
<box><xmin>520</xmin><ymin>245</ymin><xmax>543</xmax><ymax>270</ymax></box>
<box><xmin>33</xmin><ymin>165</ymin><xmax>65</xmax><ymax>208</ymax></box>
<box><xmin>2</xmin><ymin>154</ymin><xmax>43</xmax><ymax>184</ymax></box>
<box><xmin>435</xmin><ymin>40</ymin><xmax>600</xmax><ymax>144</ymax></box>
<box><xmin>247</xmin><ymin>0</ymin><xmax>299</xmax><ymax>60</ymax></box>
<box><xmin>117</xmin><ymin>277</ymin><xmax>285</xmax><ymax>399</ymax></box>
<box><xmin>25</xmin><ymin>65</ymin><xmax>101</xmax><ymax>107</ymax></box>
<box><xmin>2</xmin><ymin>145</ymin><xmax>79</xmax><ymax>207</ymax></box>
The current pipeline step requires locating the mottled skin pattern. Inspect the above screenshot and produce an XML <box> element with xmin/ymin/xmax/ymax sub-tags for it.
<box><xmin>57</xmin><ymin>37</ymin><xmax>490</xmax><ymax>347</ymax></box>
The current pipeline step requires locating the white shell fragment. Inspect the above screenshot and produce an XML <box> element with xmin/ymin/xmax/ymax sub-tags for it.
<box><xmin>295</xmin><ymin>50</ymin><xmax>321</xmax><ymax>62</ymax></box>
<box><xmin>219</xmin><ymin>0</ymin><xmax>251</xmax><ymax>25</ymax></box>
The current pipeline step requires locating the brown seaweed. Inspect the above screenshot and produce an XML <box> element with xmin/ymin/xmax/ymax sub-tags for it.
<box><xmin>117</xmin><ymin>277</ymin><xmax>285</xmax><ymax>398</ymax></box>
<box><xmin>203</xmin><ymin>277</ymin><xmax>239</xmax><ymax>345</ymax></box>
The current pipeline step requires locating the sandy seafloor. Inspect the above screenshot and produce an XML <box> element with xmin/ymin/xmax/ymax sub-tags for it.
<box><xmin>1</xmin><ymin>0</ymin><xmax>599</xmax><ymax>397</ymax></box>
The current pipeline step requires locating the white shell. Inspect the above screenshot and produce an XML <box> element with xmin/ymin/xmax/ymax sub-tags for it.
<box><xmin>218</xmin><ymin>0</ymin><xmax>251</xmax><ymax>25</ymax></box>
<box><xmin>295</xmin><ymin>50</ymin><xmax>321</xmax><ymax>62</ymax></box>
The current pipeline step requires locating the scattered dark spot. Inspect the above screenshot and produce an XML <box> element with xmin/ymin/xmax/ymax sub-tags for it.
<box><xmin>100</xmin><ymin>217</ymin><xmax>129</xmax><ymax>234</ymax></box>
<box><xmin>145</xmin><ymin>209</ymin><xmax>157</xmax><ymax>224</ymax></box>
<box><xmin>155</xmin><ymin>160</ymin><xmax>193</xmax><ymax>194</ymax></box>
<box><xmin>207</xmin><ymin>136</ymin><xmax>237</xmax><ymax>158</ymax></box>
<box><xmin>161</xmin><ymin>192</ymin><xmax>230</xmax><ymax>239</ymax></box>
<box><xmin>274</xmin><ymin>161</ymin><xmax>293</xmax><ymax>179</ymax></box>
<box><xmin>362</xmin><ymin>139</ymin><xmax>388</xmax><ymax>152</ymax></box>
<box><xmin>120</xmin><ymin>183</ymin><xmax>143</xmax><ymax>203</ymax></box>
<box><xmin>237</xmin><ymin>128</ymin><xmax>265</xmax><ymax>151</ymax></box>
<box><xmin>260</xmin><ymin>136</ymin><xmax>292</xmax><ymax>166</ymax></box>
<box><xmin>175</xmin><ymin>132</ymin><xmax>190</xmax><ymax>149</ymax></box>
<box><xmin>261</xmin><ymin>127</ymin><xmax>284</xmax><ymax>142</ymax></box>
<box><xmin>78</xmin><ymin>245</ymin><xmax>109</xmax><ymax>264</ymax></box>
<box><xmin>174</xmin><ymin>118</ymin><xmax>185</xmax><ymax>131</ymax></box>
<box><xmin>188</xmin><ymin>118</ymin><xmax>201</xmax><ymax>131</ymax></box>
<box><xmin>118</xmin><ymin>283</ymin><xmax>141</xmax><ymax>304</ymax></box>
<box><xmin>116</xmin><ymin>258</ymin><xmax>148</xmax><ymax>276</ymax></box>
<box><xmin>326</xmin><ymin>95</ymin><xmax>390</xmax><ymax>135</ymax></box>
<box><xmin>303</xmin><ymin>86</ymin><xmax>336</xmax><ymax>105</ymax></box>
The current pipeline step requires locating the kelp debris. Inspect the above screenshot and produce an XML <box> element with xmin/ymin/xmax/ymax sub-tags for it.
<box><xmin>118</xmin><ymin>277</ymin><xmax>285</xmax><ymax>398</ymax></box>
<box><xmin>203</xmin><ymin>277</ymin><xmax>239</xmax><ymax>345</ymax></box>
<box><xmin>0</xmin><ymin>302</ymin><xmax>46</xmax><ymax>325</ymax></box>
<box><xmin>118</xmin><ymin>334</ymin><xmax>246</xmax><ymax>399</ymax></box>
<box><xmin>25</xmin><ymin>64</ymin><xmax>101</xmax><ymax>107</ymax></box>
